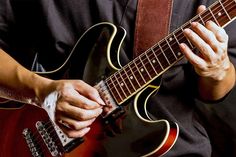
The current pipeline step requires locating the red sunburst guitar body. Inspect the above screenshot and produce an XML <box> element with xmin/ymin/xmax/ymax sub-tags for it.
<box><xmin>1</xmin><ymin>2</ymin><xmax>235</xmax><ymax>156</ymax></box>
<box><xmin>0</xmin><ymin>23</ymin><xmax>178</xmax><ymax>157</ymax></box>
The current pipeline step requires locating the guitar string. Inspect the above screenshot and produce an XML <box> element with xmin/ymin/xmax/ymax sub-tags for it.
<box><xmin>24</xmin><ymin>0</ymin><xmax>133</xmax><ymax>150</ymax></box>
<box><xmin>104</xmin><ymin>0</ymin><xmax>235</xmax><ymax>101</ymax></box>
<box><xmin>23</xmin><ymin>0</ymin><xmax>134</xmax><ymax>153</ymax></box>
<box><xmin>107</xmin><ymin>0</ymin><xmax>234</xmax><ymax>84</ymax></box>
<box><xmin>25</xmin><ymin>0</ymin><xmax>235</xmax><ymax>152</ymax></box>
<box><xmin>33</xmin><ymin>0</ymin><xmax>235</xmax><ymax>142</ymax></box>
<box><xmin>106</xmin><ymin>0</ymin><xmax>232</xmax><ymax>88</ymax></box>
<box><xmin>26</xmin><ymin>0</ymin><xmax>133</xmax><ymax>144</ymax></box>
<box><xmin>106</xmin><ymin>0</ymin><xmax>233</xmax><ymax>86</ymax></box>
<box><xmin>25</xmin><ymin>121</ymin><xmax>64</xmax><ymax>155</ymax></box>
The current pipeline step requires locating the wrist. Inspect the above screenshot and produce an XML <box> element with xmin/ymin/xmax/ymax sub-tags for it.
<box><xmin>29</xmin><ymin>73</ymin><xmax>54</xmax><ymax>106</ymax></box>
<box><xmin>198</xmin><ymin>62</ymin><xmax>235</xmax><ymax>101</ymax></box>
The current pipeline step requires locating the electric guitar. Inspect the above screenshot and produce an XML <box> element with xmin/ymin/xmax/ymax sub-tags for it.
<box><xmin>0</xmin><ymin>0</ymin><xmax>235</xmax><ymax>156</ymax></box>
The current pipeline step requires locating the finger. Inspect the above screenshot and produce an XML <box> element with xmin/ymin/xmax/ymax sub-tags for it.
<box><xmin>197</xmin><ymin>5</ymin><xmax>206</xmax><ymax>14</ymax></box>
<box><xmin>57</xmin><ymin>116</ymin><xmax>96</xmax><ymax>130</ymax></box>
<box><xmin>57</xmin><ymin>102</ymin><xmax>103</xmax><ymax>120</ymax></box>
<box><xmin>179</xmin><ymin>43</ymin><xmax>207</xmax><ymax>69</ymax></box>
<box><xmin>72</xmin><ymin>91</ymin><xmax>102</xmax><ymax>109</ymax></box>
<box><xmin>191</xmin><ymin>22</ymin><xmax>220</xmax><ymax>53</ymax></box>
<box><xmin>183</xmin><ymin>28</ymin><xmax>216</xmax><ymax>61</ymax></box>
<box><xmin>59</xmin><ymin>87</ymin><xmax>101</xmax><ymax>109</ymax></box>
<box><xmin>60</xmin><ymin>126</ymin><xmax>91</xmax><ymax>138</ymax></box>
<box><xmin>74</xmin><ymin>80</ymin><xmax>105</xmax><ymax>106</ymax></box>
<box><xmin>205</xmin><ymin>21</ymin><xmax>228</xmax><ymax>43</ymax></box>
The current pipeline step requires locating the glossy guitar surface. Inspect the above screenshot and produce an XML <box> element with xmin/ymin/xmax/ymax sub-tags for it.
<box><xmin>1</xmin><ymin>0</ymin><xmax>236</xmax><ymax>156</ymax></box>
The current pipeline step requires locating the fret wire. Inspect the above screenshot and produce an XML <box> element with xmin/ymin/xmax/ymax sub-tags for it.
<box><xmin>149</xmin><ymin>48</ymin><xmax>178</xmax><ymax>68</ymax></box>
<box><xmin>128</xmin><ymin>63</ymin><xmax>141</xmax><ymax>88</ymax></box>
<box><xmin>148</xmin><ymin>51</ymin><xmax>163</xmax><ymax>73</ymax></box>
<box><xmin>219</xmin><ymin>0</ymin><xmax>232</xmax><ymax>20</ymax></box>
<box><xmin>106</xmin><ymin>79</ymin><xmax>122</xmax><ymax>103</ymax></box>
<box><xmin>136</xmin><ymin>0</ymin><xmax>233</xmax><ymax>81</ymax></box>
<box><xmin>151</xmin><ymin>47</ymin><xmax>165</xmax><ymax>70</ymax></box>
<box><xmin>133</xmin><ymin>59</ymin><xmax>147</xmax><ymax>83</ymax></box>
<box><xmin>118</xmin><ymin>70</ymin><xmax>132</xmax><ymax>95</ymax></box>
<box><xmin>157</xmin><ymin>42</ymin><xmax>171</xmax><ymax>65</ymax></box>
<box><xmin>174</xmin><ymin>27</ymin><xmax>193</xmax><ymax>50</ymax></box>
<box><xmin>211</xmin><ymin>0</ymin><xmax>228</xmax><ymax>26</ymax></box>
<box><xmin>165</xmin><ymin>37</ymin><xmax>177</xmax><ymax>59</ymax></box>
<box><xmin>172</xmin><ymin>32</ymin><xmax>180</xmax><ymax>45</ymax></box>
<box><xmin>209</xmin><ymin>7</ymin><xmax>220</xmax><ymax>25</ymax></box>
<box><xmin>143</xmin><ymin>0</ymin><xmax>235</xmax><ymax>72</ymax></box>
<box><xmin>172</xmin><ymin>32</ymin><xmax>184</xmax><ymax>58</ymax></box>
<box><xmin>139</xmin><ymin>55</ymin><xmax>152</xmax><ymax>79</ymax></box>
<box><xmin>105</xmin><ymin>0</ymin><xmax>236</xmax><ymax>95</ymax></box>
<box><xmin>160</xmin><ymin>40</ymin><xmax>178</xmax><ymax>64</ymax></box>
<box><xmin>126</xmin><ymin>63</ymin><xmax>142</xmax><ymax>89</ymax></box>
<box><xmin>198</xmin><ymin>14</ymin><xmax>205</xmax><ymax>25</ymax></box>
<box><xmin>225</xmin><ymin>0</ymin><xmax>236</xmax><ymax>19</ymax></box>
<box><xmin>168</xmin><ymin>33</ymin><xmax>183</xmax><ymax>59</ymax></box>
<box><xmin>145</xmin><ymin>51</ymin><xmax>158</xmax><ymax>75</ymax></box>
<box><xmin>123</xmin><ymin>67</ymin><xmax>137</xmax><ymax>91</ymax></box>
<box><xmin>200</xmin><ymin>0</ymin><xmax>230</xmax><ymax>26</ymax></box>
<box><xmin>131</xmin><ymin>61</ymin><xmax>146</xmax><ymax>86</ymax></box>
<box><xmin>103</xmin><ymin>0</ymin><xmax>236</xmax><ymax>105</ymax></box>
<box><xmin>180</xmin><ymin>26</ymin><xmax>194</xmax><ymax>48</ymax></box>
<box><xmin>200</xmin><ymin>10</ymin><xmax>213</xmax><ymax>25</ymax></box>
<box><xmin>156</xmin><ymin>51</ymin><xmax>170</xmax><ymax>69</ymax></box>
<box><xmin>114</xmin><ymin>73</ymin><xmax>126</xmax><ymax>99</ymax></box>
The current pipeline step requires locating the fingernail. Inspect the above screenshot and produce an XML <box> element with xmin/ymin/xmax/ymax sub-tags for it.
<box><xmin>84</xmin><ymin>127</ymin><xmax>91</xmax><ymax>133</ymax></box>
<box><xmin>180</xmin><ymin>43</ymin><xmax>186</xmax><ymax>49</ymax></box>
<box><xmin>98</xmin><ymin>97</ymin><xmax>106</xmax><ymax>106</ymax></box>
<box><xmin>184</xmin><ymin>28</ymin><xmax>191</xmax><ymax>34</ymax></box>
<box><xmin>191</xmin><ymin>22</ymin><xmax>197</xmax><ymax>27</ymax></box>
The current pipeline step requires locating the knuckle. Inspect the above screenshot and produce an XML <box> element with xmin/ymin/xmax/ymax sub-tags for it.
<box><xmin>89</xmin><ymin>88</ymin><xmax>99</xmax><ymax>97</ymax></box>
<box><xmin>73</xmin><ymin>122</ymin><xmax>82</xmax><ymax>130</ymax></box>
<box><xmin>216</xmin><ymin>29</ymin><xmax>228</xmax><ymax>41</ymax></box>
<box><xmin>216</xmin><ymin>29</ymin><xmax>222</xmax><ymax>37</ymax></box>
<box><xmin>208</xmin><ymin>31</ymin><xmax>215</xmax><ymax>37</ymax></box>
<box><xmin>77</xmin><ymin>112</ymin><xmax>87</xmax><ymax>120</ymax></box>
<box><xmin>67</xmin><ymin>131</ymin><xmax>80</xmax><ymax>138</ymax></box>
<box><xmin>200</xmin><ymin>45</ymin><xmax>210</xmax><ymax>53</ymax></box>
<box><xmin>55</xmin><ymin>102</ymin><xmax>64</xmax><ymax>112</ymax></box>
<box><xmin>59</xmin><ymin>90</ymin><xmax>71</xmax><ymax>101</ymax></box>
<box><xmin>77</xmin><ymin>80</ymin><xmax>84</xmax><ymax>86</ymax></box>
<box><xmin>79</xmin><ymin>100</ymin><xmax>89</xmax><ymax>109</ymax></box>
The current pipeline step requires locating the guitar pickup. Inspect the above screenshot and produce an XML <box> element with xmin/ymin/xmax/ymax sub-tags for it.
<box><xmin>36</xmin><ymin>121</ymin><xmax>63</xmax><ymax>157</ymax></box>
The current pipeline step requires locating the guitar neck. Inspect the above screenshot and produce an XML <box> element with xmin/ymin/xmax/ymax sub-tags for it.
<box><xmin>106</xmin><ymin>0</ymin><xmax>236</xmax><ymax>104</ymax></box>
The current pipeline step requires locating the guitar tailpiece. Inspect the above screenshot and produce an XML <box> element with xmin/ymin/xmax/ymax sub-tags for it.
<box><xmin>22</xmin><ymin>128</ymin><xmax>44</xmax><ymax>157</ymax></box>
<box><xmin>36</xmin><ymin>121</ymin><xmax>63</xmax><ymax>157</ymax></box>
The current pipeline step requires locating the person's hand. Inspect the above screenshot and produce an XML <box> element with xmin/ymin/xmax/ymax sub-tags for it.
<box><xmin>41</xmin><ymin>80</ymin><xmax>105</xmax><ymax>138</ymax></box>
<box><xmin>180</xmin><ymin>5</ymin><xmax>231</xmax><ymax>82</ymax></box>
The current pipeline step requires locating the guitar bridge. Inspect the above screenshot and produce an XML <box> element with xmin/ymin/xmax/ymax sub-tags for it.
<box><xmin>36</xmin><ymin>121</ymin><xmax>63</xmax><ymax>157</ymax></box>
<box><xmin>95</xmin><ymin>80</ymin><xmax>120</xmax><ymax>117</ymax></box>
<box><xmin>22</xmin><ymin>128</ymin><xmax>44</xmax><ymax>157</ymax></box>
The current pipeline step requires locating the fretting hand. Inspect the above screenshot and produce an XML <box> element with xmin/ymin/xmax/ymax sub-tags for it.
<box><xmin>179</xmin><ymin>5</ymin><xmax>235</xmax><ymax>100</ymax></box>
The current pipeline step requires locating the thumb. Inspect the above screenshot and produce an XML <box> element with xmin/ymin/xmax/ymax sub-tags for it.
<box><xmin>197</xmin><ymin>5</ymin><xmax>206</xmax><ymax>14</ymax></box>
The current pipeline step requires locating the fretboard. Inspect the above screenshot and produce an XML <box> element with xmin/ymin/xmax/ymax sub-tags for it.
<box><xmin>106</xmin><ymin>0</ymin><xmax>236</xmax><ymax>104</ymax></box>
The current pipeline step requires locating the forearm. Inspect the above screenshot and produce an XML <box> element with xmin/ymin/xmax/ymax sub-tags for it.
<box><xmin>0</xmin><ymin>48</ymin><xmax>52</xmax><ymax>105</ymax></box>
<box><xmin>198</xmin><ymin>62</ymin><xmax>236</xmax><ymax>101</ymax></box>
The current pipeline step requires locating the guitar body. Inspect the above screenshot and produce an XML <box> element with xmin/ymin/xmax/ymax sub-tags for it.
<box><xmin>0</xmin><ymin>104</ymin><xmax>63</xmax><ymax>157</ymax></box>
<box><xmin>0</xmin><ymin>23</ymin><xmax>178</xmax><ymax>157</ymax></box>
<box><xmin>1</xmin><ymin>0</ymin><xmax>236</xmax><ymax>155</ymax></box>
